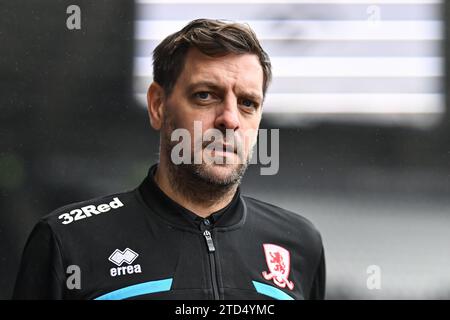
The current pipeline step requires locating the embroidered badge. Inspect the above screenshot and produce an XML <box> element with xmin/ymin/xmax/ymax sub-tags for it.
<box><xmin>261</xmin><ymin>243</ymin><xmax>294</xmax><ymax>290</ymax></box>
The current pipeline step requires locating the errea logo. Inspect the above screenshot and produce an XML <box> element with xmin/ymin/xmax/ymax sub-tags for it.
<box><xmin>109</xmin><ymin>248</ymin><xmax>139</xmax><ymax>266</ymax></box>
<box><xmin>109</xmin><ymin>248</ymin><xmax>142</xmax><ymax>277</ymax></box>
<box><xmin>58</xmin><ymin>197</ymin><xmax>124</xmax><ymax>225</ymax></box>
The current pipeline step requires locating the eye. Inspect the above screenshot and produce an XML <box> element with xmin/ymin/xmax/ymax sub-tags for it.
<box><xmin>194</xmin><ymin>92</ymin><xmax>210</xmax><ymax>100</ymax></box>
<box><xmin>241</xmin><ymin>99</ymin><xmax>257</xmax><ymax>109</ymax></box>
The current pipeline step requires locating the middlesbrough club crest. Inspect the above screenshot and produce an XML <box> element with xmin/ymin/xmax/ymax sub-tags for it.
<box><xmin>261</xmin><ymin>244</ymin><xmax>294</xmax><ymax>290</ymax></box>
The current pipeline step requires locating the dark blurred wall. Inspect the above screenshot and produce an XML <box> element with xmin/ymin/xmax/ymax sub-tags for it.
<box><xmin>1</xmin><ymin>0</ymin><xmax>449</xmax><ymax>299</ymax></box>
<box><xmin>0</xmin><ymin>0</ymin><xmax>142</xmax><ymax>298</ymax></box>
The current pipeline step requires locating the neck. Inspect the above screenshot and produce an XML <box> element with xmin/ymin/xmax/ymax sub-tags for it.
<box><xmin>154</xmin><ymin>160</ymin><xmax>238</xmax><ymax>219</ymax></box>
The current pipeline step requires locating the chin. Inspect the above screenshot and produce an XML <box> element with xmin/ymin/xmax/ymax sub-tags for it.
<box><xmin>209</xmin><ymin>162</ymin><xmax>238</xmax><ymax>175</ymax></box>
<box><xmin>196</xmin><ymin>162</ymin><xmax>244</xmax><ymax>186</ymax></box>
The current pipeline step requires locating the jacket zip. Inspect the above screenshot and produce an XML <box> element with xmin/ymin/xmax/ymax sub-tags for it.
<box><xmin>201</xmin><ymin>226</ymin><xmax>220</xmax><ymax>300</ymax></box>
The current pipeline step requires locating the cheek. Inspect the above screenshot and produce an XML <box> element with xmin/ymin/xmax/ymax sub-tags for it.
<box><xmin>166</xmin><ymin>110</ymin><xmax>192</xmax><ymax>131</ymax></box>
<box><xmin>170</xmin><ymin>104</ymin><xmax>215</xmax><ymax>131</ymax></box>
<box><xmin>188</xmin><ymin>114</ymin><xmax>216</xmax><ymax>138</ymax></box>
<box><xmin>246</xmin><ymin>132</ymin><xmax>258</xmax><ymax>153</ymax></box>
<box><xmin>241</xmin><ymin>120</ymin><xmax>261</xmax><ymax>150</ymax></box>
<box><xmin>242</xmin><ymin>117</ymin><xmax>261</xmax><ymax>134</ymax></box>
<box><xmin>164</xmin><ymin>94</ymin><xmax>192</xmax><ymax>128</ymax></box>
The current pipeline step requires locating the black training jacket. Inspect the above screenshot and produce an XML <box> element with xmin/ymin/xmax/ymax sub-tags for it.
<box><xmin>13</xmin><ymin>164</ymin><xmax>326</xmax><ymax>300</ymax></box>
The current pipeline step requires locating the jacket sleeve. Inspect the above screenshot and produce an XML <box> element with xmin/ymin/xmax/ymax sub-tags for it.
<box><xmin>12</xmin><ymin>220</ymin><xmax>65</xmax><ymax>299</ymax></box>
<box><xmin>308</xmin><ymin>245</ymin><xmax>326</xmax><ymax>300</ymax></box>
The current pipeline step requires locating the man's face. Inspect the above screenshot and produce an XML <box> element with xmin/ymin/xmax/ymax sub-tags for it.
<box><xmin>160</xmin><ymin>48</ymin><xmax>264</xmax><ymax>186</ymax></box>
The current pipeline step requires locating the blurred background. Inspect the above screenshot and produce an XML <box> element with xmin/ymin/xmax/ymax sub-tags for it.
<box><xmin>1</xmin><ymin>0</ymin><xmax>449</xmax><ymax>299</ymax></box>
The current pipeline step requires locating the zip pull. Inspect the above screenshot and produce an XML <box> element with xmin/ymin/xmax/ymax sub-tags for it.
<box><xmin>203</xmin><ymin>230</ymin><xmax>216</xmax><ymax>252</ymax></box>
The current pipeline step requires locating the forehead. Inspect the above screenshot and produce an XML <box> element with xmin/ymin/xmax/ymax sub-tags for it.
<box><xmin>177</xmin><ymin>48</ymin><xmax>264</xmax><ymax>94</ymax></box>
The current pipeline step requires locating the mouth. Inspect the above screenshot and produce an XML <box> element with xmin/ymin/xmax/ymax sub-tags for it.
<box><xmin>204</xmin><ymin>142</ymin><xmax>237</xmax><ymax>154</ymax></box>
<box><xmin>211</xmin><ymin>144</ymin><xmax>237</xmax><ymax>155</ymax></box>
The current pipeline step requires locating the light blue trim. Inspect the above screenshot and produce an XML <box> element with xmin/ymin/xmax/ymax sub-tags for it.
<box><xmin>252</xmin><ymin>281</ymin><xmax>294</xmax><ymax>300</ymax></box>
<box><xmin>95</xmin><ymin>278</ymin><xmax>173</xmax><ymax>300</ymax></box>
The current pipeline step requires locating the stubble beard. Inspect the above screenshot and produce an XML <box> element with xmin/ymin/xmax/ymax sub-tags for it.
<box><xmin>160</xmin><ymin>114</ymin><xmax>254</xmax><ymax>204</ymax></box>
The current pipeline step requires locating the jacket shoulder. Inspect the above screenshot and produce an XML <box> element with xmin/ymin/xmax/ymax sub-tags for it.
<box><xmin>39</xmin><ymin>189</ymin><xmax>137</xmax><ymax>228</ymax></box>
<box><xmin>242</xmin><ymin>195</ymin><xmax>323</xmax><ymax>246</ymax></box>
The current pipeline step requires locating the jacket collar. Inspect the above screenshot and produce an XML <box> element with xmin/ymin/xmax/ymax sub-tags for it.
<box><xmin>138</xmin><ymin>163</ymin><xmax>246</xmax><ymax>232</ymax></box>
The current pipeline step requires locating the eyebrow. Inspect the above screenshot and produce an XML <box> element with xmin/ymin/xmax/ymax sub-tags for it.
<box><xmin>186</xmin><ymin>81</ymin><xmax>263</xmax><ymax>102</ymax></box>
<box><xmin>240</xmin><ymin>92</ymin><xmax>263</xmax><ymax>103</ymax></box>
<box><xmin>186</xmin><ymin>81</ymin><xmax>223</xmax><ymax>94</ymax></box>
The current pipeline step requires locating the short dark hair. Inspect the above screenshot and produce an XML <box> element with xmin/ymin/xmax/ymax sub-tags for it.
<box><xmin>152</xmin><ymin>19</ymin><xmax>272</xmax><ymax>97</ymax></box>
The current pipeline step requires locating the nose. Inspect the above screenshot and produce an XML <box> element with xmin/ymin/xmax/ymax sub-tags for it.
<box><xmin>214</xmin><ymin>96</ymin><xmax>240</xmax><ymax>132</ymax></box>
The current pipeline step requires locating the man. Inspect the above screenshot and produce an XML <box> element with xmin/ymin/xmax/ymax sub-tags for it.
<box><xmin>13</xmin><ymin>19</ymin><xmax>325</xmax><ymax>300</ymax></box>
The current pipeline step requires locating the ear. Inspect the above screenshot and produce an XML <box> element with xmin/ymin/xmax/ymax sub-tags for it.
<box><xmin>146</xmin><ymin>81</ymin><xmax>165</xmax><ymax>130</ymax></box>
